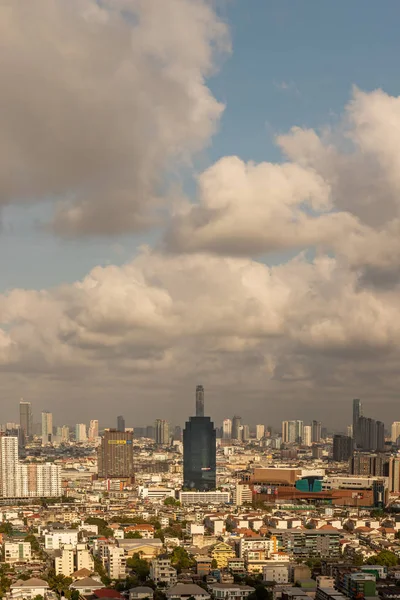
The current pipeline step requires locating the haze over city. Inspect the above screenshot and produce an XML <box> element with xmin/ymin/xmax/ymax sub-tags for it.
<box><xmin>2</xmin><ymin>1</ymin><xmax>400</xmax><ymax>428</ymax></box>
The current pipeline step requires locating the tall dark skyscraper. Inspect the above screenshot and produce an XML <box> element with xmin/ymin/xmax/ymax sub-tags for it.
<box><xmin>98</xmin><ymin>429</ymin><xmax>134</xmax><ymax>479</ymax></box>
<box><xmin>311</xmin><ymin>420</ymin><xmax>322</xmax><ymax>443</ymax></box>
<box><xmin>19</xmin><ymin>401</ymin><xmax>33</xmax><ymax>441</ymax></box>
<box><xmin>353</xmin><ymin>398</ymin><xmax>362</xmax><ymax>447</ymax></box>
<box><xmin>196</xmin><ymin>385</ymin><xmax>204</xmax><ymax>417</ymax></box>
<box><xmin>232</xmin><ymin>415</ymin><xmax>242</xmax><ymax>440</ymax></box>
<box><xmin>117</xmin><ymin>415</ymin><xmax>125</xmax><ymax>432</ymax></box>
<box><xmin>183</xmin><ymin>386</ymin><xmax>216</xmax><ymax>491</ymax></box>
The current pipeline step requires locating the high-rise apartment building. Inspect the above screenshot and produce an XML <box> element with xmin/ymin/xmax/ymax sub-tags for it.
<box><xmin>232</xmin><ymin>416</ymin><xmax>242</xmax><ymax>441</ymax></box>
<box><xmin>196</xmin><ymin>385</ymin><xmax>205</xmax><ymax>417</ymax></box>
<box><xmin>97</xmin><ymin>429</ymin><xmax>134</xmax><ymax>479</ymax></box>
<box><xmin>242</xmin><ymin>425</ymin><xmax>250</xmax><ymax>442</ymax></box>
<box><xmin>358</xmin><ymin>417</ymin><xmax>385</xmax><ymax>452</ymax></box>
<box><xmin>19</xmin><ymin>401</ymin><xmax>33</xmax><ymax>441</ymax></box>
<box><xmin>255</xmin><ymin>424</ymin><xmax>265</xmax><ymax>440</ymax></box>
<box><xmin>333</xmin><ymin>434</ymin><xmax>353</xmax><ymax>462</ymax></box>
<box><xmin>56</xmin><ymin>426</ymin><xmax>70</xmax><ymax>443</ymax></box>
<box><xmin>222</xmin><ymin>419</ymin><xmax>232</xmax><ymax>439</ymax></box>
<box><xmin>389</xmin><ymin>457</ymin><xmax>400</xmax><ymax>493</ymax></box>
<box><xmin>0</xmin><ymin>436</ymin><xmax>61</xmax><ymax>498</ymax></box>
<box><xmin>312</xmin><ymin>420</ymin><xmax>322</xmax><ymax>443</ymax></box>
<box><xmin>392</xmin><ymin>422</ymin><xmax>400</xmax><ymax>445</ymax></box>
<box><xmin>75</xmin><ymin>423</ymin><xmax>87</xmax><ymax>442</ymax></box>
<box><xmin>183</xmin><ymin>387</ymin><xmax>216</xmax><ymax>491</ymax></box>
<box><xmin>88</xmin><ymin>420</ymin><xmax>99</xmax><ymax>440</ymax></box>
<box><xmin>0</xmin><ymin>437</ymin><xmax>19</xmax><ymax>497</ymax></box>
<box><xmin>303</xmin><ymin>425</ymin><xmax>312</xmax><ymax>447</ymax></box>
<box><xmin>282</xmin><ymin>420</ymin><xmax>303</xmax><ymax>443</ymax></box>
<box><xmin>117</xmin><ymin>416</ymin><xmax>125</xmax><ymax>432</ymax></box>
<box><xmin>154</xmin><ymin>420</ymin><xmax>170</xmax><ymax>445</ymax></box>
<box><xmin>41</xmin><ymin>411</ymin><xmax>53</xmax><ymax>445</ymax></box>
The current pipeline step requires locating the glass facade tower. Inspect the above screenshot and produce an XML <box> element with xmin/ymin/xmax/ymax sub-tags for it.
<box><xmin>183</xmin><ymin>386</ymin><xmax>216</xmax><ymax>491</ymax></box>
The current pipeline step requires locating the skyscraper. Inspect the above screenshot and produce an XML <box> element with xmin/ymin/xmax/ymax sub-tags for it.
<box><xmin>333</xmin><ymin>434</ymin><xmax>353</xmax><ymax>462</ymax></box>
<box><xmin>183</xmin><ymin>387</ymin><xmax>216</xmax><ymax>491</ymax></box>
<box><xmin>75</xmin><ymin>423</ymin><xmax>87</xmax><ymax>442</ymax></box>
<box><xmin>232</xmin><ymin>416</ymin><xmax>242</xmax><ymax>440</ymax></box>
<box><xmin>353</xmin><ymin>398</ymin><xmax>362</xmax><ymax>447</ymax></box>
<box><xmin>222</xmin><ymin>419</ymin><xmax>232</xmax><ymax>439</ymax></box>
<box><xmin>88</xmin><ymin>420</ymin><xmax>99</xmax><ymax>440</ymax></box>
<box><xmin>303</xmin><ymin>425</ymin><xmax>312</xmax><ymax>446</ymax></box>
<box><xmin>196</xmin><ymin>385</ymin><xmax>204</xmax><ymax>417</ymax></box>
<box><xmin>19</xmin><ymin>401</ymin><xmax>33</xmax><ymax>441</ymax></box>
<box><xmin>255</xmin><ymin>424</ymin><xmax>265</xmax><ymax>440</ymax></box>
<box><xmin>117</xmin><ymin>416</ymin><xmax>125</xmax><ymax>432</ymax></box>
<box><xmin>41</xmin><ymin>411</ymin><xmax>53</xmax><ymax>445</ymax></box>
<box><xmin>392</xmin><ymin>422</ymin><xmax>400</xmax><ymax>445</ymax></box>
<box><xmin>97</xmin><ymin>429</ymin><xmax>134</xmax><ymax>479</ymax></box>
<box><xmin>242</xmin><ymin>424</ymin><xmax>250</xmax><ymax>441</ymax></box>
<box><xmin>0</xmin><ymin>436</ymin><xmax>19</xmax><ymax>497</ymax></box>
<box><xmin>311</xmin><ymin>420</ymin><xmax>322</xmax><ymax>443</ymax></box>
<box><xmin>154</xmin><ymin>420</ymin><xmax>170</xmax><ymax>445</ymax></box>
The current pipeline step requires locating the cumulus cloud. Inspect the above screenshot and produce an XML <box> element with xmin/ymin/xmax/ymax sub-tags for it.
<box><xmin>165</xmin><ymin>87</ymin><xmax>400</xmax><ymax>289</ymax></box>
<box><xmin>0</xmin><ymin>0</ymin><xmax>228</xmax><ymax>234</ymax></box>
<box><xmin>2</xmin><ymin>249</ymin><xmax>400</xmax><ymax>424</ymax></box>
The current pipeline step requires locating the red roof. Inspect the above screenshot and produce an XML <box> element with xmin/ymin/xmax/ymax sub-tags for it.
<box><xmin>93</xmin><ymin>590</ymin><xmax>123</xmax><ymax>599</ymax></box>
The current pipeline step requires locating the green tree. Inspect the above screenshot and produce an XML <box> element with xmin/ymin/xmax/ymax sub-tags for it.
<box><xmin>366</xmin><ymin>551</ymin><xmax>398</xmax><ymax>567</ymax></box>
<box><xmin>25</xmin><ymin>534</ymin><xmax>40</xmax><ymax>552</ymax></box>
<box><xmin>171</xmin><ymin>547</ymin><xmax>193</xmax><ymax>572</ymax></box>
<box><xmin>126</xmin><ymin>554</ymin><xmax>150</xmax><ymax>582</ymax></box>
<box><xmin>211</xmin><ymin>559</ymin><xmax>218</xmax><ymax>569</ymax></box>
<box><xmin>164</xmin><ymin>497</ymin><xmax>180</xmax><ymax>507</ymax></box>
<box><xmin>125</xmin><ymin>531</ymin><xmax>143</xmax><ymax>539</ymax></box>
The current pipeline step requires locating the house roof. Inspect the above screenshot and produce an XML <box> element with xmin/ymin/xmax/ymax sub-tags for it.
<box><xmin>166</xmin><ymin>584</ymin><xmax>210</xmax><ymax>597</ymax></box>
<box><xmin>129</xmin><ymin>587</ymin><xmax>154</xmax><ymax>594</ymax></box>
<box><xmin>11</xmin><ymin>578</ymin><xmax>49</xmax><ymax>589</ymax></box>
<box><xmin>72</xmin><ymin>568</ymin><xmax>93</xmax><ymax>579</ymax></box>
<box><xmin>70</xmin><ymin>577</ymin><xmax>106</xmax><ymax>589</ymax></box>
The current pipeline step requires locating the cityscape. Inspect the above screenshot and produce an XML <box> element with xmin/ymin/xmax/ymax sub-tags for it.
<box><xmin>0</xmin><ymin>391</ymin><xmax>400</xmax><ymax>600</ymax></box>
<box><xmin>2</xmin><ymin>3</ymin><xmax>400</xmax><ymax>600</ymax></box>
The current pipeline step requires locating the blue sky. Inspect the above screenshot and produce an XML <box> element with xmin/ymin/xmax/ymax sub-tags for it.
<box><xmin>2</xmin><ymin>0</ymin><xmax>400</xmax><ymax>292</ymax></box>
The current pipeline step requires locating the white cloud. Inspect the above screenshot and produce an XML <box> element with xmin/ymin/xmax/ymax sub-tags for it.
<box><xmin>0</xmin><ymin>0</ymin><xmax>228</xmax><ymax>235</ymax></box>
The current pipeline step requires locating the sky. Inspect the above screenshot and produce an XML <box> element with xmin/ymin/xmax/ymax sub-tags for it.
<box><xmin>2</xmin><ymin>0</ymin><xmax>400</xmax><ymax>429</ymax></box>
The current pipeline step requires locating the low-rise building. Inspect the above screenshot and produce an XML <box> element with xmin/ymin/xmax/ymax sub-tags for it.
<box><xmin>150</xmin><ymin>558</ymin><xmax>177</xmax><ymax>586</ymax></box>
<box><xmin>4</xmin><ymin>542</ymin><xmax>32</xmax><ymax>564</ymax></box>
<box><xmin>208</xmin><ymin>584</ymin><xmax>255</xmax><ymax>600</ymax></box>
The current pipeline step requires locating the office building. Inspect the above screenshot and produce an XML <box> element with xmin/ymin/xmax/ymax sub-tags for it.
<box><xmin>232</xmin><ymin>416</ymin><xmax>242</xmax><ymax>440</ymax></box>
<box><xmin>392</xmin><ymin>422</ymin><xmax>400</xmax><ymax>445</ymax></box>
<box><xmin>196</xmin><ymin>384</ymin><xmax>205</xmax><ymax>417</ymax></box>
<box><xmin>41</xmin><ymin>411</ymin><xmax>53</xmax><ymax>445</ymax></box>
<box><xmin>255</xmin><ymin>424</ymin><xmax>265</xmax><ymax>440</ymax></box>
<box><xmin>173</xmin><ymin>425</ymin><xmax>182</xmax><ymax>441</ymax></box>
<box><xmin>350</xmin><ymin>452</ymin><xmax>388</xmax><ymax>477</ymax></box>
<box><xmin>58</xmin><ymin>425</ymin><xmax>70</xmax><ymax>442</ymax></box>
<box><xmin>333</xmin><ymin>435</ymin><xmax>353</xmax><ymax>462</ymax></box>
<box><xmin>353</xmin><ymin>398</ymin><xmax>362</xmax><ymax>447</ymax></box>
<box><xmin>117</xmin><ymin>415</ymin><xmax>125</xmax><ymax>432</ymax></box>
<box><xmin>312</xmin><ymin>420</ymin><xmax>322</xmax><ymax>443</ymax></box>
<box><xmin>154</xmin><ymin>419</ymin><xmax>170</xmax><ymax>445</ymax></box>
<box><xmin>222</xmin><ymin>419</ymin><xmax>232</xmax><ymax>439</ymax></box>
<box><xmin>347</xmin><ymin>425</ymin><xmax>353</xmax><ymax>438</ymax></box>
<box><xmin>183</xmin><ymin>387</ymin><xmax>216</xmax><ymax>491</ymax></box>
<box><xmin>19</xmin><ymin>401</ymin><xmax>33</xmax><ymax>441</ymax></box>
<box><xmin>88</xmin><ymin>420</ymin><xmax>99</xmax><ymax>440</ymax></box>
<box><xmin>282</xmin><ymin>420</ymin><xmax>303</xmax><ymax>444</ymax></box>
<box><xmin>97</xmin><ymin>429</ymin><xmax>134</xmax><ymax>479</ymax></box>
<box><xmin>303</xmin><ymin>425</ymin><xmax>312</xmax><ymax>447</ymax></box>
<box><xmin>358</xmin><ymin>417</ymin><xmax>385</xmax><ymax>451</ymax></box>
<box><xmin>75</xmin><ymin>423</ymin><xmax>87</xmax><ymax>442</ymax></box>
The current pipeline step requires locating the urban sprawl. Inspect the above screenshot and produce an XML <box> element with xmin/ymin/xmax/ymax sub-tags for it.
<box><xmin>0</xmin><ymin>392</ymin><xmax>400</xmax><ymax>600</ymax></box>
